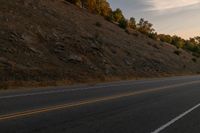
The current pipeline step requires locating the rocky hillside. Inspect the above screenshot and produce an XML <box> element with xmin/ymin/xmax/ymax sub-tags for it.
<box><xmin>0</xmin><ymin>0</ymin><xmax>199</xmax><ymax>89</ymax></box>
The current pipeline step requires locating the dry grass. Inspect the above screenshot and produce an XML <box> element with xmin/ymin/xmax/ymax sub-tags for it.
<box><xmin>0</xmin><ymin>72</ymin><xmax>197</xmax><ymax>90</ymax></box>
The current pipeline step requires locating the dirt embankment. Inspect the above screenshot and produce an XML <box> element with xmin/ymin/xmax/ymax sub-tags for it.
<box><xmin>0</xmin><ymin>0</ymin><xmax>199</xmax><ymax>89</ymax></box>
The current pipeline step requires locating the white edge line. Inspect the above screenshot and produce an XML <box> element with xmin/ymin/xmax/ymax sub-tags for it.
<box><xmin>151</xmin><ymin>103</ymin><xmax>200</xmax><ymax>133</ymax></box>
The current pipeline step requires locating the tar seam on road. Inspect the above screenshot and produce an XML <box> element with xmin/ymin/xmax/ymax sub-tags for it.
<box><xmin>0</xmin><ymin>80</ymin><xmax>200</xmax><ymax>121</ymax></box>
<box><xmin>151</xmin><ymin>103</ymin><xmax>200</xmax><ymax>133</ymax></box>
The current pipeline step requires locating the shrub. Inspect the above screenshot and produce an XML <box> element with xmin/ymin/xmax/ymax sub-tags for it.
<box><xmin>119</xmin><ymin>18</ymin><xmax>127</xmax><ymax>29</ymax></box>
<box><xmin>125</xmin><ymin>29</ymin><xmax>130</xmax><ymax>34</ymax></box>
<box><xmin>192</xmin><ymin>58</ymin><xmax>197</xmax><ymax>63</ymax></box>
<box><xmin>174</xmin><ymin>50</ymin><xmax>181</xmax><ymax>55</ymax></box>
<box><xmin>192</xmin><ymin>52</ymin><xmax>200</xmax><ymax>58</ymax></box>
<box><xmin>95</xmin><ymin>22</ymin><xmax>102</xmax><ymax>27</ymax></box>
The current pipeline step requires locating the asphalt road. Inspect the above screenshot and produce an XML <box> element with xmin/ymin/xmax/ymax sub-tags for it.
<box><xmin>1</xmin><ymin>75</ymin><xmax>200</xmax><ymax>133</ymax></box>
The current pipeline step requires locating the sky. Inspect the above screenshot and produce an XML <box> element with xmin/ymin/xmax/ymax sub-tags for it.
<box><xmin>108</xmin><ymin>0</ymin><xmax>200</xmax><ymax>39</ymax></box>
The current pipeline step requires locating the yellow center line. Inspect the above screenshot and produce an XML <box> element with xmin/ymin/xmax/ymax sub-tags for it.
<box><xmin>0</xmin><ymin>80</ymin><xmax>200</xmax><ymax>121</ymax></box>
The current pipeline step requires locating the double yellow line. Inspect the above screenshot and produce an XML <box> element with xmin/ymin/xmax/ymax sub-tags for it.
<box><xmin>0</xmin><ymin>80</ymin><xmax>199</xmax><ymax>121</ymax></box>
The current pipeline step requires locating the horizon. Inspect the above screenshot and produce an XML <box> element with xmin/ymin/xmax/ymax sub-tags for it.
<box><xmin>108</xmin><ymin>0</ymin><xmax>200</xmax><ymax>39</ymax></box>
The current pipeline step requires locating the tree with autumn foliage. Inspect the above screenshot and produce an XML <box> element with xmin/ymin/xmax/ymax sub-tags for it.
<box><xmin>66</xmin><ymin>0</ymin><xmax>112</xmax><ymax>17</ymax></box>
<box><xmin>137</xmin><ymin>18</ymin><xmax>155</xmax><ymax>34</ymax></box>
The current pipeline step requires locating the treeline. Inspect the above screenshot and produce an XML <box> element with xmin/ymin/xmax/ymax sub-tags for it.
<box><xmin>66</xmin><ymin>0</ymin><xmax>128</xmax><ymax>28</ymax></box>
<box><xmin>66</xmin><ymin>0</ymin><xmax>200</xmax><ymax>57</ymax></box>
<box><xmin>66</xmin><ymin>0</ymin><xmax>154</xmax><ymax>34</ymax></box>
<box><xmin>66</xmin><ymin>0</ymin><xmax>112</xmax><ymax>17</ymax></box>
<box><xmin>158</xmin><ymin>35</ymin><xmax>200</xmax><ymax>56</ymax></box>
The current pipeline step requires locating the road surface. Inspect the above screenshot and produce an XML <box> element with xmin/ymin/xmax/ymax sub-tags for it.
<box><xmin>1</xmin><ymin>75</ymin><xmax>200</xmax><ymax>133</ymax></box>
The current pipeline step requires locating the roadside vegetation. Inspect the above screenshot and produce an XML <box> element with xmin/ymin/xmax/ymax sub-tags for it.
<box><xmin>67</xmin><ymin>0</ymin><xmax>200</xmax><ymax>58</ymax></box>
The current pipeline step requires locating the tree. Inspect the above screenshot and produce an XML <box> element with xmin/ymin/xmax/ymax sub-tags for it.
<box><xmin>149</xmin><ymin>32</ymin><xmax>158</xmax><ymax>40</ymax></box>
<box><xmin>128</xmin><ymin>17</ymin><xmax>136</xmax><ymax>29</ymax></box>
<box><xmin>194</xmin><ymin>36</ymin><xmax>200</xmax><ymax>44</ymax></box>
<box><xmin>87</xmin><ymin>0</ymin><xmax>97</xmax><ymax>12</ymax></box>
<box><xmin>158</xmin><ymin>34</ymin><xmax>173</xmax><ymax>44</ymax></box>
<box><xmin>95</xmin><ymin>0</ymin><xmax>112</xmax><ymax>17</ymax></box>
<box><xmin>137</xmin><ymin>18</ymin><xmax>155</xmax><ymax>34</ymax></box>
<box><xmin>171</xmin><ymin>35</ymin><xmax>185</xmax><ymax>48</ymax></box>
<box><xmin>119</xmin><ymin>18</ymin><xmax>128</xmax><ymax>29</ymax></box>
<box><xmin>112</xmin><ymin>8</ymin><xmax>124</xmax><ymax>23</ymax></box>
<box><xmin>67</xmin><ymin>0</ymin><xmax>112</xmax><ymax>17</ymax></box>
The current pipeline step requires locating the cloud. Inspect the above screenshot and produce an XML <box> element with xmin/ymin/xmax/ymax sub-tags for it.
<box><xmin>148</xmin><ymin>0</ymin><xmax>200</xmax><ymax>11</ymax></box>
